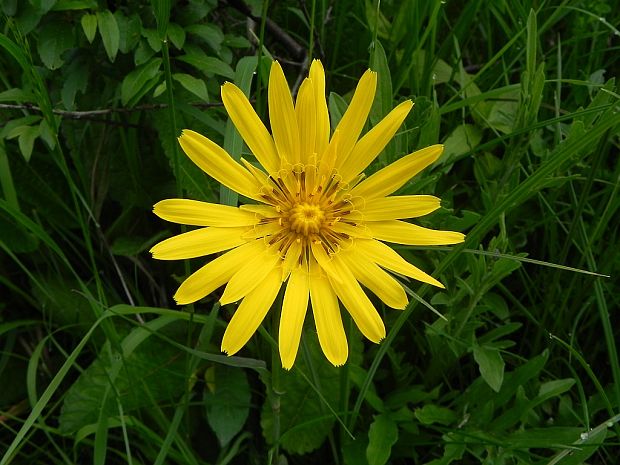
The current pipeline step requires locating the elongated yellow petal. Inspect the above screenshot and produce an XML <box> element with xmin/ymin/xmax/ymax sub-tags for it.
<box><xmin>150</xmin><ymin>226</ymin><xmax>249</xmax><ymax>260</ymax></box>
<box><xmin>359</xmin><ymin>195</ymin><xmax>441</xmax><ymax>220</ymax></box>
<box><xmin>239</xmin><ymin>204</ymin><xmax>280</xmax><ymax>218</ymax></box>
<box><xmin>370</xmin><ymin>220</ymin><xmax>465</xmax><ymax>246</ymax></box>
<box><xmin>329</xmin><ymin>255</ymin><xmax>386</xmax><ymax>343</ymax></box>
<box><xmin>154</xmin><ymin>199</ymin><xmax>258</xmax><ymax>227</ymax></box>
<box><xmin>355</xmin><ymin>239</ymin><xmax>444</xmax><ymax>288</ymax></box>
<box><xmin>221</xmin><ymin>82</ymin><xmax>280</xmax><ymax>174</ymax></box>
<box><xmin>279</xmin><ymin>267</ymin><xmax>310</xmax><ymax>369</ymax></box>
<box><xmin>221</xmin><ymin>266</ymin><xmax>282</xmax><ymax>356</ymax></box>
<box><xmin>339</xmin><ymin>100</ymin><xmax>413</xmax><ymax>183</ymax></box>
<box><xmin>220</xmin><ymin>244</ymin><xmax>281</xmax><ymax>304</ymax></box>
<box><xmin>310</xmin><ymin>240</ymin><xmax>341</xmax><ymax>283</ymax></box>
<box><xmin>177</xmin><ymin>130</ymin><xmax>262</xmax><ymax>201</ymax></box>
<box><xmin>331</xmin><ymin>69</ymin><xmax>377</xmax><ymax>167</ymax></box>
<box><xmin>173</xmin><ymin>240</ymin><xmax>264</xmax><ymax>304</ymax></box>
<box><xmin>295</xmin><ymin>78</ymin><xmax>316</xmax><ymax>164</ymax></box>
<box><xmin>309</xmin><ymin>258</ymin><xmax>348</xmax><ymax>366</ymax></box>
<box><xmin>340</xmin><ymin>251</ymin><xmax>407</xmax><ymax>309</ymax></box>
<box><xmin>309</xmin><ymin>60</ymin><xmax>330</xmax><ymax>157</ymax></box>
<box><xmin>269</xmin><ymin>61</ymin><xmax>300</xmax><ymax>165</ymax></box>
<box><xmin>350</xmin><ymin>145</ymin><xmax>443</xmax><ymax>200</ymax></box>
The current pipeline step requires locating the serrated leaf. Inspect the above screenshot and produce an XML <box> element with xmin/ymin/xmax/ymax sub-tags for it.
<box><xmin>177</xmin><ymin>52</ymin><xmax>234</xmax><ymax>79</ymax></box>
<box><xmin>37</xmin><ymin>20</ymin><xmax>74</xmax><ymax>69</ymax></box>
<box><xmin>120</xmin><ymin>58</ymin><xmax>162</xmax><ymax>107</ymax></box>
<box><xmin>97</xmin><ymin>9</ymin><xmax>120</xmax><ymax>62</ymax></box>
<box><xmin>16</xmin><ymin>126</ymin><xmax>40</xmax><ymax>161</ymax></box>
<box><xmin>366</xmin><ymin>414</ymin><xmax>398</xmax><ymax>465</ymax></box>
<box><xmin>204</xmin><ymin>365</ymin><xmax>251</xmax><ymax>447</ymax></box>
<box><xmin>80</xmin><ymin>13</ymin><xmax>97</xmax><ymax>43</ymax></box>
<box><xmin>58</xmin><ymin>317</ymin><xmax>187</xmax><ymax>434</ymax></box>
<box><xmin>173</xmin><ymin>73</ymin><xmax>208</xmax><ymax>102</ymax></box>
<box><xmin>473</xmin><ymin>345</ymin><xmax>505</xmax><ymax>392</ymax></box>
<box><xmin>414</xmin><ymin>404</ymin><xmax>457</xmax><ymax>426</ymax></box>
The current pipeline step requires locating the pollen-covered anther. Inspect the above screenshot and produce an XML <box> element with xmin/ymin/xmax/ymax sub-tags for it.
<box><xmin>289</xmin><ymin>202</ymin><xmax>325</xmax><ymax>235</ymax></box>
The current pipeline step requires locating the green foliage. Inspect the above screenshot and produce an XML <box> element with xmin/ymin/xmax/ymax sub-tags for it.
<box><xmin>1</xmin><ymin>0</ymin><xmax>619</xmax><ymax>464</ymax></box>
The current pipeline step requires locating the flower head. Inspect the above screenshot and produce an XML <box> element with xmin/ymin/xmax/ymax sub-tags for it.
<box><xmin>151</xmin><ymin>60</ymin><xmax>464</xmax><ymax>368</ymax></box>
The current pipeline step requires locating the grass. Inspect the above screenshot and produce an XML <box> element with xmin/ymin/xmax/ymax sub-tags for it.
<box><xmin>1</xmin><ymin>0</ymin><xmax>619</xmax><ymax>464</ymax></box>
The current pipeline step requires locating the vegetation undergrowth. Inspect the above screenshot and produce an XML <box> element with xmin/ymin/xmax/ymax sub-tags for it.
<box><xmin>0</xmin><ymin>0</ymin><xmax>618</xmax><ymax>464</ymax></box>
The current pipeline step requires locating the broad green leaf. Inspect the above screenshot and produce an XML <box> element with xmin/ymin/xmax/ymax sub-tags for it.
<box><xmin>116</xmin><ymin>12</ymin><xmax>142</xmax><ymax>54</ymax></box>
<box><xmin>414</xmin><ymin>404</ymin><xmax>457</xmax><ymax>426</ymax></box>
<box><xmin>186</xmin><ymin>23</ymin><xmax>224</xmax><ymax>52</ymax></box>
<box><xmin>537</xmin><ymin>378</ymin><xmax>575</xmax><ymax>401</ymax></box>
<box><xmin>97</xmin><ymin>10</ymin><xmax>120</xmax><ymax>62</ymax></box>
<box><xmin>204</xmin><ymin>365</ymin><xmax>251</xmax><ymax>446</ymax></box>
<box><xmin>80</xmin><ymin>13</ymin><xmax>97</xmax><ymax>43</ymax></box>
<box><xmin>366</xmin><ymin>414</ymin><xmax>398</xmax><ymax>465</ymax></box>
<box><xmin>120</xmin><ymin>58</ymin><xmax>162</xmax><ymax>107</ymax></box>
<box><xmin>442</xmin><ymin>124</ymin><xmax>482</xmax><ymax>164</ymax></box>
<box><xmin>328</xmin><ymin>92</ymin><xmax>348</xmax><ymax>130</ymax></box>
<box><xmin>473</xmin><ymin>345</ymin><xmax>505</xmax><ymax>392</ymax></box>
<box><xmin>0</xmin><ymin>88</ymin><xmax>33</xmax><ymax>103</ymax></box>
<box><xmin>177</xmin><ymin>52</ymin><xmax>234</xmax><ymax>79</ymax></box>
<box><xmin>173</xmin><ymin>73</ymin><xmax>208</xmax><ymax>102</ymax></box>
<box><xmin>58</xmin><ymin>317</ymin><xmax>187</xmax><ymax>434</ymax></box>
<box><xmin>167</xmin><ymin>22</ymin><xmax>185</xmax><ymax>49</ymax></box>
<box><xmin>37</xmin><ymin>20</ymin><xmax>74</xmax><ymax>70</ymax></box>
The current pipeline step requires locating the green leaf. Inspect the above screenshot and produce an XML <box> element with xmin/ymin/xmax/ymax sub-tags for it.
<box><xmin>173</xmin><ymin>73</ymin><xmax>208</xmax><ymax>102</ymax></box>
<box><xmin>58</xmin><ymin>317</ymin><xmax>187</xmax><ymax>434</ymax></box>
<box><xmin>12</xmin><ymin>126</ymin><xmax>40</xmax><ymax>161</ymax></box>
<box><xmin>204</xmin><ymin>365</ymin><xmax>251</xmax><ymax>447</ymax></box>
<box><xmin>150</xmin><ymin>0</ymin><xmax>171</xmax><ymax>38</ymax></box>
<box><xmin>473</xmin><ymin>345</ymin><xmax>505</xmax><ymax>392</ymax></box>
<box><xmin>51</xmin><ymin>0</ymin><xmax>97</xmax><ymax>10</ymax></box>
<box><xmin>186</xmin><ymin>23</ymin><xmax>224</xmax><ymax>52</ymax></box>
<box><xmin>97</xmin><ymin>9</ymin><xmax>120</xmax><ymax>62</ymax></box>
<box><xmin>167</xmin><ymin>22</ymin><xmax>185</xmax><ymax>49</ymax></box>
<box><xmin>37</xmin><ymin>20</ymin><xmax>74</xmax><ymax>69</ymax></box>
<box><xmin>177</xmin><ymin>52</ymin><xmax>234</xmax><ymax>79</ymax></box>
<box><xmin>80</xmin><ymin>13</ymin><xmax>97</xmax><ymax>43</ymax></box>
<box><xmin>414</xmin><ymin>404</ymin><xmax>457</xmax><ymax>426</ymax></box>
<box><xmin>116</xmin><ymin>12</ymin><xmax>142</xmax><ymax>54</ymax></box>
<box><xmin>442</xmin><ymin>124</ymin><xmax>482</xmax><ymax>164</ymax></box>
<box><xmin>0</xmin><ymin>88</ymin><xmax>33</xmax><ymax>103</ymax></box>
<box><xmin>369</xmin><ymin>40</ymin><xmax>392</xmax><ymax>122</ymax></box>
<box><xmin>120</xmin><ymin>58</ymin><xmax>162</xmax><ymax>107</ymax></box>
<box><xmin>366</xmin><ymin>414</ymin><xmax>398</xmax><ymax>465</ymax></box>
<box><xmin>537</xmin><ymin>378</ymin><xmax>575</xmax><ymax>401</ymax></box>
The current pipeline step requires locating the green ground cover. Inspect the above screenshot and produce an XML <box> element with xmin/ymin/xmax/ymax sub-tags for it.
<box><xmin>0</xmin><ymin>0</ymin><xmax>619</xmax><ymax>463</ymax></box>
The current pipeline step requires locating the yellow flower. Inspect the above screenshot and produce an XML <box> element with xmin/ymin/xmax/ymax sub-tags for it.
<box><xmin>151</xmin><ymin>60</ymin><xmax>464</xmax><ymax>369</ymax></box>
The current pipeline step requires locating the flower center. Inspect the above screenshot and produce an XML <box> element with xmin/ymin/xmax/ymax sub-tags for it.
<box><xmin>289</xmin><ymin>202</ymin><xmax>325</xmax><ymax>235</ymax></box>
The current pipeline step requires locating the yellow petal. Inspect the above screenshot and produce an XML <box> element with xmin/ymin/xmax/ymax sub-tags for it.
<box><xmin>359</xmin><ymin>195</ymin><xmax>441</xmax><ymax>220</ymax></box>
<box><xmin>355</xmin><ymin>239</ymin><xmax>445</xmax><ymax>288</ymax></box>
<box><xmin>310</xmin><ymin>240</ymin><xmax>341</xmax><ymax>283</ymax></box>
<box><xmin>329</xmin><ymin>255</ymin><xmax>386</xmax><ymax>343</ymax></box>
<box><xmin>174</xmin><ymin>240</ymin><xmax>265</xmax><ymax>305</ymax></box>
<box><xmin>295</xmin><ymin>78</ymin><xmax>316</xmax><ymax>164</ymax></box>
<box><xmin>339</xmin><ymin>100</ymin><xmax>413</xmax><ymax>183</ymax></box>
<box><xmin>309</xmin><ymin>60</ymin><xmax>330</xmax><ymax>157</ymax></box>
<box><xmin>309</xmin><ymin>257</ymin><xmax>348</xmax><ymax>366</ymax></box>
<box><xmin>369</xmin><ymin>220</ymin><xmax>465</xmax><ymax>246</ymax></box>
<box><xmin>221</xmin><ymin>266</ymin><xmax>282</xmax><ymax>356</ymax></box>
<box><xmin>239</xmin><ymin>204</ymin><xmax>280</xmax><ymax>217</ymax></box>
<box><xmin>150</xmin><ymin>226</ymin><xmax>250</xmax><ymax>260</ymax></box>
<box><xmin>279</xmin><ymin>267</ymin><xmax>310</xmax><ymax>369</ymax></box>
<box><xmin>349</xmin><ymin>145</ymin><xmax>443</xmax><ymax>200</ymax></box>
<box><xmin>332</xmin><ymin>69</ymin><xmax>377</xmax><ymax>168</ymax></box>
<box><xmin>269</xmin><ymin>61</ymin><xmax>300</xmax><ymax>165</ymax></box>
<box><xmin>340</xmin><ymin>250</ymin><xmax>407</xmax><ymax>309</ymax></box>
<box><xmin>154</xmin><ymin>199</ymin><xmax>258</xmax><ymax>227</ymax></box>
<box><xmin>177</xmin><ymin>130</ymin><xmax>262</xmax><ymax>201</ymax></box>
<box><xmin>221</xmin><ymin>82</ymin><xmax>280</xmax><ymax>174</ymax></box>
<box><xmin>220</xmin><ymin>244</ymin><xmax>281</xmax><ymax>304</ymax></box>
